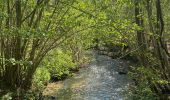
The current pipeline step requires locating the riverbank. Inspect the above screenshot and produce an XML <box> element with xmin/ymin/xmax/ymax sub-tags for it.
<box><xmin>43</xmin><ymin>52</ymin><xmax>133</xmax><ymax>100</ymax></box>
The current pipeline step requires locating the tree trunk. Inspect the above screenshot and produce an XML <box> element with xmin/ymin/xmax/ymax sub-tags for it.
<box><xmin>135</xmin><ymin>0</ymin><xmax>148</xmax><ymax>65</ymax></box>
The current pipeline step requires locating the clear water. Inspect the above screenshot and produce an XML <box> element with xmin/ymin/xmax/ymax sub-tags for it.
<box><xmin>46</xmin><ymin>52</ymin><xmax>132</xmax><ymax>100</ymax></box>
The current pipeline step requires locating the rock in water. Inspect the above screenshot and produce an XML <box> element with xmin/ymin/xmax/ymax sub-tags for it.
<box><xmin>118</xmin><ymin>71</ymin><xmax>127</xmax><ymax>75</ymax></box>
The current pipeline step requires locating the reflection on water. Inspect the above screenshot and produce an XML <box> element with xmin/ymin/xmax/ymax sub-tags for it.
<box><xmin>45</xmin><ymin>52</ymin><xmax>132</xmax><ymax>100</ymax></box>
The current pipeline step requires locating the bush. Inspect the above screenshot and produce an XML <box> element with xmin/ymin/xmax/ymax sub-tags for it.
<box><xmin>127</xmin><ymin>83</ymin><xmax>157</xmax><ymax>100</ymax></box>
<box><xmin>42</xmin><ymin>49</ymin><xmax>76</xmax><ymax>80</ymax></box>
<box><xmin>32</xmin><ymin>67</ymin><xmax>51</xmax><ymax>91</ymax></box>
<box><xmin>127</xmin><ymin>67</ymin><xmax>158</xmax><ymax>100</ymax></box>
<box><xmin>30</xmin><ymin>49</ymin><xmax>77</xmax><ymax>99</ymax></box>
<box><xmin>32</xmin><ymin>49</ymin><xmax>76</xmax><ymax>92</ymax></box>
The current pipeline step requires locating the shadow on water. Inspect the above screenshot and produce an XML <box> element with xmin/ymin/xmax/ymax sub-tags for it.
<box><xmin>44</xmin><ymin>51</ymin><xmax>132</xmax><ymax>100</ymax></box>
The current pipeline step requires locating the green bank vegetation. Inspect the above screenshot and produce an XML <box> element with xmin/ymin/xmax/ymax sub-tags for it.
<box><xmin>0</xmin><ymin>0</ymin><xmax>170</xmax><ymax>99</ymax></box>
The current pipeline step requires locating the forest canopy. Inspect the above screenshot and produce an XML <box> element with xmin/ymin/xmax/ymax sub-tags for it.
<box><xmin>0</xmin><ymin>0</ymin><xmax>170</xmax><ymax>99</ymax></box>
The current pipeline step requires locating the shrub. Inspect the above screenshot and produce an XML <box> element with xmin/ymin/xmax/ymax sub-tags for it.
<box><xmin>127</xmin><ymin>67</ymin><xmax>159</xmax><ymax>100</ymax></box>
<box><xmin>127</xmin><ymin>83</ymin><xmax>157</xmax><ymax>100</ymax></box>
<box><xmin>32</xmin><ymin>67</ymin><xmax>51</xmax><ymax>91</ymax></box>
<box><xmin>42</xmin><ymin>49</ymin><xmax>76</xmax><ymax>80</ymax></box>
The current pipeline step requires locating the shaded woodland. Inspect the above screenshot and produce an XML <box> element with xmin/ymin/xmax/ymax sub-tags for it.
<box><xmin>0</xmin><ymin>0</ymin><xmax>170</xmax><ymax>99</ymax></box>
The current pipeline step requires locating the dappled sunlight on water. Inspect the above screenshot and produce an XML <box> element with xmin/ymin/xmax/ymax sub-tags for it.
<box><xmin>44</xmin><ymin>52</ymin><xmax>132</xmax><ymax>100</ymax></box>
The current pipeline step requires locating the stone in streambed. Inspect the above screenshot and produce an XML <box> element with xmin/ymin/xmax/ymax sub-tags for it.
<box><xmin>118</xmin><ymin>71</ymin><xmax>127</xmax><ymax>75</ymax></box>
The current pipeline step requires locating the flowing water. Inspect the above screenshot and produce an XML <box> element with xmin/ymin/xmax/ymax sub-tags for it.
<box><xmin>44</xmin><ymin>52</ymin><xmax>132</xmax><ymax>100</ymax></box>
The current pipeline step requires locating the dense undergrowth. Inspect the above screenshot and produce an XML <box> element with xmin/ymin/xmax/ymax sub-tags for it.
<box><xmin>127</xmin><ymin>54</ymin><xmax>170</xmax><ymax>100</ymax></box>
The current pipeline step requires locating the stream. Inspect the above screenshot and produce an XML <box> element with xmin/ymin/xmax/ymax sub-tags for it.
<box><xmin>43</xmin><ymin>51</ymin><xmax>133</xmax><ymax>100</ymax></box>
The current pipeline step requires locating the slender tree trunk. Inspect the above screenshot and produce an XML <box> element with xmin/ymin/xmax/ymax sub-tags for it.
<box><xmin>145</xmin><ymin>0</ymin><xmax>170</xmax><ymax>96</ymax></box>
<box><xmin>135</xmin><ymin>0</ymin><xmax>148</xmax><ymax>65</ymax></box>
<box><xmin>155</xmin><ymin>0</ymin><xmax>170</xmax><ymax>73</ymax></box>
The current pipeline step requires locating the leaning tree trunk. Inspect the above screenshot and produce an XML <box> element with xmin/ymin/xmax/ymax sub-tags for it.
<box><xmin>145</xmin><ymin>0</ymin><xmax>170</xmax><ymax>96</ymax></box>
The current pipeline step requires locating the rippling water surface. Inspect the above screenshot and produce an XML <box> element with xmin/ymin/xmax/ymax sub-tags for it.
<box><xmin>47</xmin><ymin>52</ymin><xmax>132</xmax><ymax>100</ymax></box>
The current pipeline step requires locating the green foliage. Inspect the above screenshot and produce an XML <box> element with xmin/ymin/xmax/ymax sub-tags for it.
<box><xmin>0</xmin><ymin>0</ymin><xmax>169</xmax><ymax>99</ymax></box>
<box><xmin>127</xmin><ymin>83</ymin><xmax>157</xmax><ymax>100</ymax></box>
<box><xmin>33</xmin><ymin>67</ymin><xmax>50</xmax><ymax>91</ymax></box>
<box><xmin>21</xmin><ymin>90</ymin><xmax>41</xmax><ymax>100</ymax></box>
<box><xmin>128</xmin><ymin>67</ymin><xmax>158</xmax><ymax>100</ymax></box>
<box><xmin>42</xmin><ymin>49</ymin><xmax>76</xmax><ymax>79</ymax></box>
